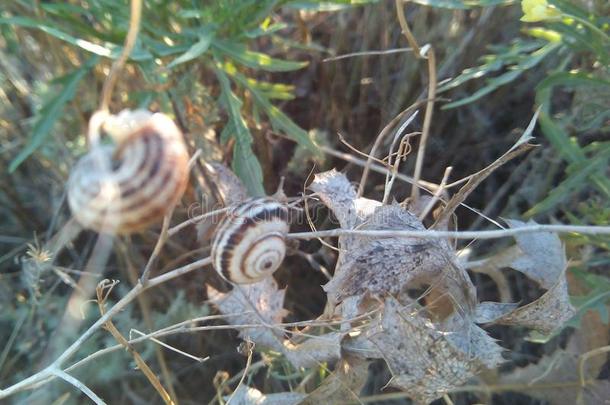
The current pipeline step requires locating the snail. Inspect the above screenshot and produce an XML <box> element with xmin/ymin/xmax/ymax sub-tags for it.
<box><xmin>212</xmin><ymin>198</ymin><xmax>289</xmax><ymax>284</ymax></box>
<box><xmin>67</xmin><ymin>109</ymin><xmax>190</xmax><ymax>234</ymax></box>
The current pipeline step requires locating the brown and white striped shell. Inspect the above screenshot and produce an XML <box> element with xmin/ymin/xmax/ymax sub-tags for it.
<box><xmin>67</xmin><ymin>110</ymin><xmax>190</xmax><ymax>234</ymax></box>
<box><xmin>212</xmin><ymin>198</ymin><xmax>289</xmax><ymax>284</ymax></box>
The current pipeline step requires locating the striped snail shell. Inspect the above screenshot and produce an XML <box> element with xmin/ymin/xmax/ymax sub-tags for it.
<box><xmin>67</xmin><ymin>110</ymin><xmax>190</xmax><ymax>234</ymax></box>
<box><xmin>212</xmin><ymin>198</ymin><xmax>289</xmax><ymax>284</ymax></box>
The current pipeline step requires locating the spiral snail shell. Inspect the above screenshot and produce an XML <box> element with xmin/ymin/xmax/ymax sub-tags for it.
<box><xmin>67</xmin><ymin>110</ymin><xmax>190</xmax><ymax>234</ymax></box>
<box><xmin>212</xmin><ymin>198</ymin><xmax>289</xmax><ymax>284</ymax></box>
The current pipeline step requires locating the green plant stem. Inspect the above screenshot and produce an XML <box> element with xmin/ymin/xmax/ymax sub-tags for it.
<box><xmin>565</xmin><ymin>14</ymin><xmax>610</xmax><ymax>42</ymax></box>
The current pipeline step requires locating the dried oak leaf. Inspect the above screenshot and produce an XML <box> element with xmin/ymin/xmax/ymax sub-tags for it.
<box><xmin>495</xmin><ymin>272</ymin><xmax>576</xmax><ymax>334</ymax></box>
<box><xmin>474</xmin><ymin>219</ymin><xmax>575</xmax><ymax>333</ymax></box>
<box><xmin>207</xmin><ymin>277</ymin><xmax>287</xmax><ymax>351</ymax></box>
<box><xmin>499</xmin><ymin>330</ymin><xmax>610</xmax><ymax>405</ymax></box>
<box><xmin>224</xmin><ymin>385</ymin><xmax>306</xmax><ymax>405</ymax></box>
<box><xmin>504</xmin><ymin>218</ymin><xmax>567</xmax><ymax>289</ymax></box>
<box><xmin>309</xmin><ymin>169</ymin><xmax>381</xmax><ymax>280</ymax></box>
<box><xmin>297</xmin><ymin>355</ymin><xmax>370</xmax><ymax>405</ymax></box>
<box><xmin>197</xmin><ymin>162</ymin><xmax>248</xmax><ymax>241</ymax></box>
<box><xmin>367</xmin><ymin>298</ymin><xmax>504</xmax><ymax>405</ymax></box>
<box><xmin>282</xmin><ymin>332</ymin><xmax>343</xmax><ymax>369</ymax></box>
<box><xmin>208</xmin><ymin>279</ymin><xmax>343</xmax><ymax>369</ymax></box>
<box><xmin>311</xmin><ymin>170</ymin><xmax>476</xmax><ymax>312</ymax></box>
<box><xmin>474</xmin><ymin>302</ymin><xmax>520</xmax><ymax>324</ymax></box>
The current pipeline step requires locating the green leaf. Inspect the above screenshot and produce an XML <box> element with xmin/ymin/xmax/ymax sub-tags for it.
<box><xmin>526</xmin><ymin>144</ymin><xmax>610</xmax><ymax>216</ymax></box>
<box><xmin>437</xmin><ymin>40</ymin><xmax>546</xmax><ymax>93</ymax></box>
<box><xmin>232</xmin><ymin>72</ymin><xmax>318</xmax><ymax>154</ymax></box>
<box><xmin>232</xmin><ymin>142</ymin><xmax>266</xmax><ymax>198</ymax></box>
<box><xmin>525</xmin><ymin>114</ymin><xmax>610</xmax><ymax>216</ymax></box>
<box><xmin>287</xmin><ymin>0</ymin><xmax>378</xmax><ymax>11</ymax></box>
<box><xmin>443</xmin><ymin>42</ymin><xmax>559</xmax><ymax>109</ymax></box>
<box><xmin>213</xmin><ymin>39</ymin><xmax>308</xmax><ymax>72</ymax></box>
<box><xmin>214</xmin><ymin>66</ymin><xmax>265</xmax><ymax>197</ymax></box>
<box><xmin>410</xmin><ymin>0</ymin><xmax>509</xmax><ymax>8</ymax></box>
<box><xmin>245</xmin><ymin>22</ymin><xmax>289</xmax><ymax>39</ymax></box>
<box><xmin>9</xmin><ymin>56</ymin><xmax>98</xmax><ymax>172</ymax></box>
<box><xmin>537</xmin><ymin>71</ymin><xmax>610</xmax><ymax>93</ymax></box>
<box><xmin>567</xmin><ymin>270</ymin><xmax>610</xmax><ymax>326</ymax></box>
<box><xmin>246</xmin><ymin>78</ymin><xmax>296</xmax><ymax>100</ymax></box>
<box><xmin>0</xmin><ymin>16</ymin><xmax>152</xmax><ymax>61</ymax></box>
<box><xmin>166</xmin><ymin>28</ymin><xmax>214</xmax><ymax>69</ymax></box>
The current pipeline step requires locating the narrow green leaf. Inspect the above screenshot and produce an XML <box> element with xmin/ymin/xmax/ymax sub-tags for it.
<box><xmin>410</xmin><ymin>0</ymin><xmax>509</xmax><ymax>8</ymax></box>
<box><xmin>437</xmin><ymin>40</ymin><xmax>545</xmax><ymax>93</ymax></box>
<box><xmin>287</xmin><ymin>0</ymin><xmax>378</xmax><ymax>11</ymax></box>
<box><xmin>526</xmin><ymin>144</ymin><xmax>610</xmax><ymax>216</ymax></box>
<box><xmin>245</xmin><ymin>22</ymin><xmax>288</xmax><ymax>39</ymax></box>
<box><xmin>536</xmin><ymin>114</ymin><xmax>610</xmax><ymax>199</ymax></box>
<box><xmin>167</xmin><ymin>29</ymin><xmax>214</xmax><ymax>69</ymax></box>
<box><xmin>232</xmin><ymin>142</ymin><xmax>266</xmax><ymax>198</ymax></box>
<box><xmin>536</xmin><ymin>71</ymin><xmax>610</xmax><ymax>93</ymax></box>
<box><xmin>9</xmin><ymin>56</ymin><xmax>98</xmax><ymax>172</ymax></box>
<box><xmin>214</xmin><ymin>66</ymin><xmax>265</xmax><ymax>197</ymax></box>
<box><xmin>232</xmin><ymin>72</ymin><xmax>317</xmax><ymax>154</ymax></box>
<box><xmin>443</xmin><ymin>42</ymin><xmax>559</xmax><ymax>109</ymax></box>
<box><xmin>0</xmin><ymin>17</ymin><xmax>152</xmax><ymax>61</ymax></box>
<box><xmin>213</xmin><ymin>39</ymin><xmax>308</xmax><ymax>72</ymax></box>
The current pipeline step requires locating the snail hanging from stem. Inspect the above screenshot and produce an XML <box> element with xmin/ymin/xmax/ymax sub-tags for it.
<box><xmin>212</xmin><ymin>197</ymin><xmax>290</xmax><ymax>284</ymax></box>
<box><xmin>67</xmin><ymin>109</ymin><xmax>190</xmax><ymax>234</ymax></box>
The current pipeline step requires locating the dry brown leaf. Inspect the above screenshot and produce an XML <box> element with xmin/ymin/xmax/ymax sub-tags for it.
<box><xmin>474</xmin><ymin>302</ymin><xmax>520</xmax><ymax>324</ymax></box>
<box><xmin>471</xmin><ymin>219</ymin><xmax>575</xmax><ymax>333</ymax></box>
<box><xmin>197</xmin><ymin>162</ymin><xmax>248</xmax><ymax>241</ymax></box>
<box><xmin>495</xmin><ymin>273</ymin><xmax>576</xmax><ymax>334</ymax></box>
<box><xmin>309</xmin><ymin>169</ymin><xmax>381</xmax><ymax>230</ymax></box>
<box><xmin>499</xmin><ymin>330</ymin><xmax>610</xmax><ymax>405</ymax></box>
<box><xmin>311</xmin><ymin>171</ymin><xmax>476</xmax><ymax>314</ymax></box>
<box><xmin>298</xmin><ymin>356</ymin><xmax>369</xmax><ymax>405</ymax></box>
<box><xmin>367</xmin><ymin>298</ymin><xmax>504</xmax><ymax>405</ymax></box>
<box><xmin>205</xmin><ymin>162</ymin><xmax>249</xmax><ymax>206</ymax></box>
<box><xmin>207</xmin><ymin>278</ymin><xmax>287</xmax><ymax>351</ymax></box>
<box><xmin>208</xmin><ymin>279</ymin><xmax>343</xmax><ymax>369</ymax></box>
<box><xmin>224</xmin><ymin>385</ymin><xmax>306</xmax><ymax>405</ymax></box>
<box><xmin>504</xmin><ymin>219</ymin><xmax>567</xmax><ymax>289</ymax></box>
<box><xmin>309</xmin><ymin>169</ymin><xmax>382</xmax><ymax>285</ymax></box>
<box><xmin>283</xmin><ymin>332</ymin><xmax>343</xmax><ymax>369</ymax></box>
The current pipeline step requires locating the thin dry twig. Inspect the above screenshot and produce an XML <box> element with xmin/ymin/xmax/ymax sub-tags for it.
<box><xmin>433</xmin><ymin>141</ymin><xmax>536</xmax><ymax>228</ymax></box>
<box><xmin>419</xmin><ymin>166</ymin><xmax>452</xmax><ymax>221</ymax></box>
<box><xmin>225</xmin><ymin>341</ymin><xmax>254</xmax><ymax>405</ymax></box>
<box><xmin>337</xmin><ymin>132</ymin><xmax>389</xmax><ymax>167</ymax></box>
<box><xmin>410</xmin><ymin>47</ymin><xmax>437</xmax><ymax>202</ymax></box>
<box><xmin>288</xmin><ymin>224</ymin><xmax>610</xmax><ymax>240</ymax></box>
<box><xmin>99</xmin><ymin>0</ymin><xmax>142</xmax><ymax>111</ymax></box>
<box><xmin>578</xmin><ymin>345</ymin><xmax>610</xmax><ymax>388</ymax></box>
<box><xmin>323</xmin><ymin>47</ymin><xmax>413</xmax><ymax>62</ymax></box>
<box><xmin>358</xmin><ymin>100</ymin><xmax>428</xmax><ymax>196</ymax></box>
<box><xmin>96</xmin><ymin>280</ymin><xmax>175</xmax><ymax>405</ymax></box>
<box><xmin>140</xmin><ymin>208</ymin><xmax>174</xmax><ymax>283</ymax></box>
<box><xmin>0</xmin><ymin>257</ymin><xmax>212</xmax><ymax>400</ymax></box>
<box><xmin>167</xmin><ymin>207</ymin><xmax>230</xmax><ymax>237</ymax></box>
<box><xmin>320</xmin><ymin>144</ymin><xmax>439</xmax><ymax>192</ymax></box>
<box><xmin>394</xmin><ymin>0</ymin><xmax>437</xmax><ymax>202</ymax></box>
<box><xmin>130</xmin><ymin>329</ymin><xmax>208</xmax><ymax>363</ymax></box>
<box><xmin>394</xmin><ymin>0</ymin><xmax>421</xmax><ymax>55</ymax></box>
<box><xmin>382</xmin><ymin>113</ymin><xmax>419</xmax><ymax>204</ymax></box>
<box><xmin>54</xmin><ymin>369</ymin><xmax>106</xmax><ymax>405</ymax></box>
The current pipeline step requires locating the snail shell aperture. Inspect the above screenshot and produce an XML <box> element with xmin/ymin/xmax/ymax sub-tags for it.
<box><xmin>67</xmin><ymin>110</ymin><xmax>190</xmax><ymax>234</ymax></box>
<box><xmin>212</xmin><ymin>198</ymin><xmax>289</xmax><ymax>284</ymax></box>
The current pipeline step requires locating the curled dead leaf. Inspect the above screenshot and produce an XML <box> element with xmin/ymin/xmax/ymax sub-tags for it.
<box><xmin>207</xmin><ymin>278</ymin><xmax>287</xmax><ymax>351</ymax></box>
<box><xmin>366</xmin><ymin>298</ymin><xmax>504</xmax><ymax>405</ymax></box>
